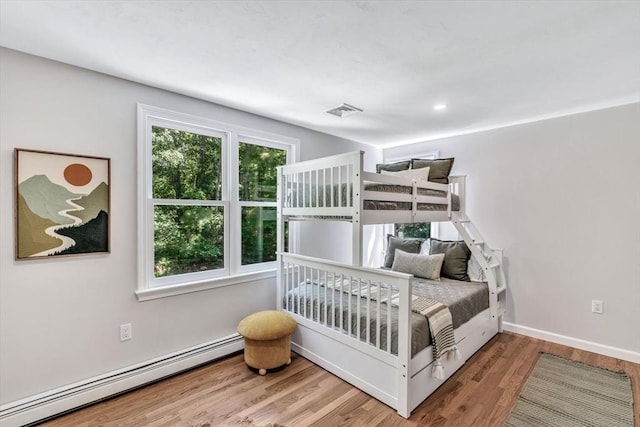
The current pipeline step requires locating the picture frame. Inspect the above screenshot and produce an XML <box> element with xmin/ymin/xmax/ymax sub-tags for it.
<box><xmin>15</xmin><ymin>148</ymin><xmax>111</xmax><ymax>260</ymax></box>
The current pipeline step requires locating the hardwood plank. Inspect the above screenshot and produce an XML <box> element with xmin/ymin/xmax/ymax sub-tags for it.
<box><xmin>37</xmin><ymin>333</ymin><xmax>640</xmax><ymax>427</ymax></box>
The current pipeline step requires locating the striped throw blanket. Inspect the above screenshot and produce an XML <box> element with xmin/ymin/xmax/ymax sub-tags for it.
<box><xmin>322</xmin><ymin>279</ymin><xmax>460</xmax><ymax>378</ymax></box>
<box><xmin>410</xmin><ymin>297</ymin><xmax>461</xmax><ymax>379</ymax></box>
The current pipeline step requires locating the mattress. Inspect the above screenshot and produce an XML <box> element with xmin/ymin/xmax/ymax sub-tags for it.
<box><xmin>284</xmin><ymin>277</ymin><xmax>488</xmax><ymax>357</ymax></box>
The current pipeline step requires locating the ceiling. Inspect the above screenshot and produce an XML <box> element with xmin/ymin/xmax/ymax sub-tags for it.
<box><xmin>1</xmin><ymin>1</ymin><xmax>639</xmax><ymax>147</ymax></box>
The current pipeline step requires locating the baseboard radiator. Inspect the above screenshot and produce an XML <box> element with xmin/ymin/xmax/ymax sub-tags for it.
<box><xmin>0</xmin><ymin>333</ymin><xmax>243</xmax><ymax>427</ymax></box>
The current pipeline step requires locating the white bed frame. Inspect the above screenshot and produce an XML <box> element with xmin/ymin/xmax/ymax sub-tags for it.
<box><xmin>276</xmin><ymin>151</ymin><xmax>507</xmax><ymax>418</ymax></box>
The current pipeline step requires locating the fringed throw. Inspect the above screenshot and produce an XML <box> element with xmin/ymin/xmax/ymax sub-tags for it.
<box><xmin>410</xmin><ymin>297</ymin><xmax>460</xmax><ymax>379</ymax></box>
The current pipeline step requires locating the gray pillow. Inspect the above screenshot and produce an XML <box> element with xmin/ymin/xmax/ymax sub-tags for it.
<box><xmin>411</xmin><ymin>158</ymin><xmax>455</xmax><ymax>184</ymax></box>
<box><xmin>392</xmin><ymin>249</ymin><xmax>445</xmax><ymax>280</ymax></box>
<box><xmin>383</xmin><ymin>234</ymin><xmax>424</xmax><ymax>268</ymax></box>
<box><xmin>376</xmin><ymin>160</ymin><xmax>411</xmax><ymax>174</ymax></box>
<box><xmin>429</xmin><ymin>238</ymin><xmax>471</xmax><ymax>281</ymax></box>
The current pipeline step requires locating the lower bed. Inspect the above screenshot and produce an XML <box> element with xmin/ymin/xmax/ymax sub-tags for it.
<box><xmin>284</xmin><ymin>277</ymin><xmax>488</xmax><ymax>357</ymax></box>
<box><xmin>279</xmin><ymin>254</ymin><xmax>500</xmax><ymax>417</ymax></box>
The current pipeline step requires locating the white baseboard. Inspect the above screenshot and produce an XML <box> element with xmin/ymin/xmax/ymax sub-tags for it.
<box><xmin>503</xmin><ymin>322</ymin><xmax>640</xmax><ymax>364</ymax></box>
<box><xmin>0</xmin><ymin>333</ymin><xmax>243</xmax><ymax>427</ymax></box>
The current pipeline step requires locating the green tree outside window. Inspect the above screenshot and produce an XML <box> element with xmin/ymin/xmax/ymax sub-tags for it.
<box><xmin>151</xmin><ymin>127</ymin><xmax>288</xmax><ymax>278</ymax></box>
<box><xmin>394</xmin><ymin>222</ymin><xmax>431</xmax><ymax>239</ymax></box>
<box><xmin>152</xmin><ymin>127</ymin><xmax>223</xmax><ymax>277</ymax></box>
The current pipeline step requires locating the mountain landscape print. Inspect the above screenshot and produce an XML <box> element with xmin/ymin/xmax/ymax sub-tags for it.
<box><xmin>15</xmin><ymin>149</ymin><xmax>110</xmax><ymax>259</ymax></box>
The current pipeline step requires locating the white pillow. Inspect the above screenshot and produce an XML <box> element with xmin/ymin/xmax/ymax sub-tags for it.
<box><xmin>391</xmin><ymin>249</ymin><xmax>445</xmax><ymax>280</ymax></box>
<box><xmin>467</xmin><ymin>252</ymin><xmax>494</xmax><ymax>282</ymax></box>
<box><xmin>419</xmin><ymin>238</ymin><xmax>430</xmax><ymax>255</ymax></box>
<box><xmin>381</xmin><ymin>166</ymin><xmax>430</xmax><ymax>182</ymax></box>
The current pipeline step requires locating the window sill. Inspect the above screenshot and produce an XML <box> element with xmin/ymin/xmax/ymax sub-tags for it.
<box><xmin>135</xmin><ymin>269</ymin><xmax>277</xmax><ymax>302</ymax></box>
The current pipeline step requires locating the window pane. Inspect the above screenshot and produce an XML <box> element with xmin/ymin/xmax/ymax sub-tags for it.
<box><xmin>241</xmin><ymin>206</ymin><xmax>277</xmax><ymax>265</ymax></box>
<box><xmin>395</xmin><ymin>223</ymin><xmax>431</xmax><ymax>239</ymax></box>
<box><xmin>238</xmin><ymin>142</ymin><xmax>286</xmax><ymax>202</ymax></box>
<box><xmin>154</xmin><ymin>205</ymin><xmax>224</xmax><ymax>277</ymax></box>
<box><xmin>152</xmin><ymin>126</ymin><xmax>222</xmax><ymax>200</ymax></box>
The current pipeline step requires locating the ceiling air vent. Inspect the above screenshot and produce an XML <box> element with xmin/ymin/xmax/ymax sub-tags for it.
<box><xmin>325</xmin><ymin>103</ymin><xmax>363</xmax><ymax>118</ymax></box>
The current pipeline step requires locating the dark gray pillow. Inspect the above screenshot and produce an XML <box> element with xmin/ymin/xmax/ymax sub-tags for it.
<box><xmin>429</xmin><ymin>238</ymin><xmax>471</xmax><ymax>281</ymax></box>
<box><xmin>383</xmin><ymin>234</ymin><xmax>424</xmax><ymax>268</ymax></box>
<box><xmin>376</xmin><ymin>160</ymin><xmax>411</xmax><ymax>174</ymax></box>
<box><xmin>411</xmin><ymin>158</ymin><xmax>455</xmax><ymax>184</ymax></box>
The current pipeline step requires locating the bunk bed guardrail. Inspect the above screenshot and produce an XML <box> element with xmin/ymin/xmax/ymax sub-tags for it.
<box><xmin>277</xmin><ymin>150</ymin><xmax>456</xmax><ymax>222</ymax></box>
<box><xmin>278</xmin><ymin>252</ymin><xmax>413</xmax><ymax>360</ymax></box>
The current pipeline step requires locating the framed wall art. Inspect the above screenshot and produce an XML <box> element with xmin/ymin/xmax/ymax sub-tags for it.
<box><xmin>15</xmin><ymin>149</ymin><xmax>111</xmax><ymax>260</ymax></box>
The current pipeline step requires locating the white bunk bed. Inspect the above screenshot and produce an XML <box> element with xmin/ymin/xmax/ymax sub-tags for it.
<box><xmin>276</xmin><ymin>151</ymin><xmax>507</xmax><ymax>418</ymax></box>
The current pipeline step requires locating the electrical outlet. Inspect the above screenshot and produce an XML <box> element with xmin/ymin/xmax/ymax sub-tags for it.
<box><xmin>591</xmin><ymin>300</ymin><xmax>603</xmax><ymax>314</ymax></box>
<box><xmin>120</xmin><ymin>323</ymin><xmax>132</xmax><ymax>341</ymax></box>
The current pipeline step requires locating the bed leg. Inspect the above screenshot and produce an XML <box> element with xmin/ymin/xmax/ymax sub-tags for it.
<box><xmin>498</xmin><ymin>315</ymin><xmax>504</xmax><ymax>333</ymax></box>
<box><xmin>396</xmin><ymin>407</ymin><xmax>411</xmax><ymax>419</ymax></box>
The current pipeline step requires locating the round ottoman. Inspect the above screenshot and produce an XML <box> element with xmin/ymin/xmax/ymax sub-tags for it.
<box><xmin>237</xmin><ymin>310</ymin><xmax>297</xmax><ymax>375</ymax></box>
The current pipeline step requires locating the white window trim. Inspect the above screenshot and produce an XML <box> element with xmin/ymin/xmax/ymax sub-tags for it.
<box><xmin>135</xmin><ymin>269</ymin><xmax>277</xmax><ymax>301</ymax></box>
<box><xmin>136</xmin><ymin>104</ymin><xmax>299</xmax><ymax>301</ymax></box>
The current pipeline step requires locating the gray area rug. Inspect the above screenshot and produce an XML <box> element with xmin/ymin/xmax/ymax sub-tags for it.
<box><xmin>504</xmin><ymin>353</ymin><xmax>634</xmax><ymax>427</ymax></box>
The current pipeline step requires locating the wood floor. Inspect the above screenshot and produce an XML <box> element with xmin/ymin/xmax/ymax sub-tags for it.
<box><xmin>38</xmin><ymin>332</ymin><xmax>639</xmax><ymax>427</ymax></box>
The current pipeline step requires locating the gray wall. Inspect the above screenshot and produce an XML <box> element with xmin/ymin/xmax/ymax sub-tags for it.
<box><xmin>0</xmin><ymin>47</ymin><xmax>379</xmax><ymax>404</ymax></box>
<box><xmin>384</xmin><ymin>103</ymin><xmax>640</xmax><ymax>355</ymax></box>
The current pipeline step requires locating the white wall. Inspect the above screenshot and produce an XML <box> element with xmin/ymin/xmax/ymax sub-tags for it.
<box><xmin>384</xmin><ymin>103</ymin><xmax>640</xmax><ymax>356</ymax></box>
<box><xmin>0</xmin><ymin>47</ymin><xmax>380</xmax><ymax>407</ymax></box>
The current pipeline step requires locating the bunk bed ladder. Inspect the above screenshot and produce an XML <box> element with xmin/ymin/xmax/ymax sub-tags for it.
<box><xmin>451</xmin><ymin>212</ymin><xmax>507</xmax><ymax>330</ymax></box>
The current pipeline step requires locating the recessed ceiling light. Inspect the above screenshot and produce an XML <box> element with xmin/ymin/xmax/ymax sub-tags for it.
<box><xmin>325</xmin><ymin>103</ymin><xmax>363</xmax><ymax>118</ymax></box>
<box><xmin>433</xmin><ymin>104</ymin><xmax>447</xmax><ymax>111</ymax></box>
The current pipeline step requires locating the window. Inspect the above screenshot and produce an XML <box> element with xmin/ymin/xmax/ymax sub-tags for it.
<box><xmin>152</xmin><ymin>126</ymin><xmax>225</xmax><ymax>278</ymax></box>
<box><xmin>137</xmin><ymin>105</ymin><xmax>297</xmax><ymax>299</ymax></box>
<box><xmin>238</xmin><ymin>139</ymin><xmax>287</xmax><ymax>266</ymax></box>
<box><xmin>394</xmin><ymin>222</ymin><xmax>431</xmax><ymax>239</ymax></box>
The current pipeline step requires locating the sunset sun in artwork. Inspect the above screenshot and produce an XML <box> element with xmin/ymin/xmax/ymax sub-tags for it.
<box><xmin>63</xmin><ymin>163</ymin><xmax>92</xmax><ymax>186</ymax></box>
